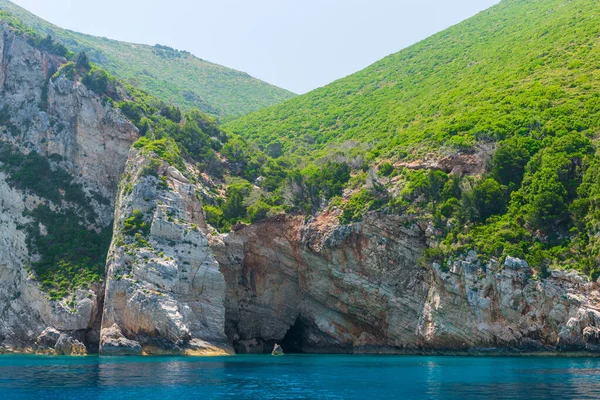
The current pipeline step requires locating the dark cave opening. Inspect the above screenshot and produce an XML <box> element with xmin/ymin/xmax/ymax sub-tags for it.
<box><xmin>279</xmin><ymin>318</ymin><xmax>308</xmax><ymax>354</ymax></box>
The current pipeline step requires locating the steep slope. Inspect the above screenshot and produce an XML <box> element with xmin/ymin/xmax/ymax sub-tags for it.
<box><xmin>0</xmin><ymin>20</ymin><xmax>235</xmax><ymax>355</ymax></box>
<box><xmin>219</xmin><ymin>0</ymin><xmax>600</xmax><ymax>285</ymax></box>
<box><xmin>101</xmin><ymin>151</ymin><xmax>232</xmax><ymax>356</ymax></box>
<box><xmin>226</xmin><ymin>0</ymin><xmax>600</xmax><ymax>160</ymax></box>
<box><xmin>214</xmin><ymin>214</ymin><xmax>600</xmax><ymax>353</ymax></box>
<box><xmin>0</xmin><ymin>23</ymin><xmax>138</xmax><ymax>354</ymax></box>
<box><xmin>0</xmin><ymin>0</ymin><xmax>295</xmax><ymax>117</ymax></box>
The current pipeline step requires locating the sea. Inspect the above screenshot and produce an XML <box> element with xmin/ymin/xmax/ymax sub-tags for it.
<box><xmin>1</xmin><ymin>354</ymin><xmax>600</xmax><ymax>399</ymax></box>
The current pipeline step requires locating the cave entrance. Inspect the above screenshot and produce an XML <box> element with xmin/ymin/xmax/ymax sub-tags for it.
<box><xmin>280</xmin><ymin>318</ymin><xmax>308</xmax><ymax>354</ymax></box>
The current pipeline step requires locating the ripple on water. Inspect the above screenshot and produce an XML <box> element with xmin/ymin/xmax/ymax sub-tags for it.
<box><xmin>1</xmin><ymin>355</ymin><xmax>600</xmax><ymax>399</ymax></box>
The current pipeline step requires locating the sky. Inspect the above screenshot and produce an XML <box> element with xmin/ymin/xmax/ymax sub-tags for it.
<box><xmin>11</xmin><ymin>0</ymin><xmax>500</xmax><ymax>94</ymax></box>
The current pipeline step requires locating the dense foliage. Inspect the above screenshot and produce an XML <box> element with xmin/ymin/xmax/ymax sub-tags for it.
<box><xmin>408</xmin><ymin>132</ymin><xmax>600</xmax><ymax>280</ymax></box>
<box><xmin>221</xmin><ymin>0</ymin><xmax>600</xmax><ymax>280</ymax></box>
<box><xmin>0</xmin><ymin>142</ymin><xmax>110</xmax><ymax>300</ymax></box>
<box><xmin>0</xmin><ymin>1</ymin><xmax>295</xmax><ymax>117</ymax></box>
<box><xmin>226</xmin><ymin>0</ymin><xmax>600</xmax><ymax>163</ymax></box>
<box><xmin>25</xmin><ymin>206</ymin><xmax>112</xmax><ymax>301</ymax></box>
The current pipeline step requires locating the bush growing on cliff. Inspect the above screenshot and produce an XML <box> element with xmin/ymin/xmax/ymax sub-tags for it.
<box><xmin>118</xmin><ymin>101</ymin><xmax>144</xmax><ymax>125</ymax></box>
<box><xmin>122</xmin><ymin>209</ymin><xmax>150</xmax><ymax>237</ymax></box>
<box><xmin>203</xmin><ymin>205</ymin><xmax>224</xmax><ymax>230</ymax></box>
<box><xmin>340</xmin><ymin>189</ymin><xmax>377</xmax><ymax>224</ymax></box>
<box><xmin>403</xmin><ymin>169</ymin><xmax>449</xmax><ymax>206</ymax></box>
<box><xmin>119</xmin><ymin>91</ymin><xmax>228</xmax><ymax>176</ymax></box>
<box><xmin>76</xmin><ymin>52</ymin><xmax>91</xmax><ymax>70</ymax></box>
<box><xmin>222</xmin><ymin>180</ymin><xmax>253</xmax><ymax>222</ymax></box>
<box><xmin>283</xmin><ymin>161</ymin><xmax>351</xmax><ymax>213</ymax></box>
<box><xmin>472</xmin><ymin>178</ymin><xmax>508</xmax><ymax>222</ymax></box>
<box><xmin>82</xmin><ymin>66</ymin><xmax>114</xmax><ymax>96</ymax></box>
<box><xmin>133</xmin><ymin>137</ymin><xmax>186</xmax><ymax>172</ymax></box>
<box><xmin>491</xmin><ymin>136</ymin><xmax>539</xmax><ymax>187</ymax></box>
<box><xmin>247</xmin><ymin>201</ymin><xmax>283</xmax><ymax>222</ymax></box>
<box><xmin>33</xmin><ymin>34</ymin><xmax>72</xmax><ymax>58</ymax></box>
<box><xmin>378</xmin><ymin>162</ymin><xmax>394</xmax><ymax>177</ymax></box>
<box><xmin>53</xmin><ymin>62</ymin><xmax>76</xmax><ymax>80</ymax></box>
<box><xmin>25</xmin><ymin>205</ymin><xmax>111</xmax><ymax>301</ymax></box>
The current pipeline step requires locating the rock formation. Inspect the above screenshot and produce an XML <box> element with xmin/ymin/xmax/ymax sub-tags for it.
<box><xmin>210</xmin><ymin>214</ymin><xmax>600</xmax><ymax>353</ymax></box>
<box><xmin>100</xmin><ymin>151</ymin><xmax>232</xmax><ymax>355</ymax></box>
<box><xmin>271</xmin><ymin>343</ymin><xmax>284</xmax><ymax>356</ymax></box>
<box><xmin>0</xmin><ymin>24</ymin><xmax>137</xmax><ymax>354</ymax></box>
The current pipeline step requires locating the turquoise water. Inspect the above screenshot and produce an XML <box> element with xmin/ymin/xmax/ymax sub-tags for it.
<box><xmin>1</xmin><ymin>355</ymin><xmax>600</xmax><ymax>399</ymax></box>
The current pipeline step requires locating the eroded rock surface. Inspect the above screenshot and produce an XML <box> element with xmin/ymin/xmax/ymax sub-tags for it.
<box><xmin>213</xmin><ymin>213</ymin><xmax>600</xmax><ymax>353</ymax></box>
<box><xmin>0</xmin><ymin>24</ymin><xmax>136</xmax><ymax>353</ymax></box>
<box><xmin>100</xmin><ymin>152</ymin><xmax>232</xmax><ymax>355</ymax></box>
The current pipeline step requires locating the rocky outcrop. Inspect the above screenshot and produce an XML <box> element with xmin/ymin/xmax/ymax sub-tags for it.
<box><xmin>212</xmin><ymin>213</ymin><xmax>600</xmax><ymax>354</ymax></box>
<box><xmin>422</xmin><ymin>255</ymin><xmax>600</xmax><ymax>352</ymax></box>
<box><xmin>99</xmin><ymin>151</ymin><xmax>232</xmax><ymax>355</ymax></box>
<box><xmin>213</xmin><ymin>213</ymin><xmax>429</xmax><ymax>353</ymax></box>
<box><xmin>54</xmin><ymin>334</ymin><xmax>87</xmax><ymax>356</ymax></box>
<box><xmin>30</xmin><ymin>328</ymin><xmax>85</xmax><ymax>356</ymax></box>
<box><xmin>271</xmin><ymin>343</ymin><xmax>284</xmax><ymax>356</ymax></box>
<box><xmin>0</xmin><ymin>24</ymin><xmax>137</xmax><ymax>353</ymax></box>
<box><xmin>99</xmin><ymin>324</ymin><xmax>142</xmax><ymax>355</ymax></box>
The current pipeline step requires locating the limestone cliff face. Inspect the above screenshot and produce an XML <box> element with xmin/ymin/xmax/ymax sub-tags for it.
<box><xmin>99</xmin><ymin>151</ymin><xmax>231</xmax><ymax>355</ymax></box>
<box><xmin>213</xmin><ymin>213</ymin><xmax>600</xmax><ymax>353</ymax></box>
<box><xmin>212</xmin><ymin>213</ymin><xmax>427</xmax><ymax>353</ymax></box>
<box><xmin>0</xmin><ymin>24</ymin><xmax>137</xmax><ymax>354</ymax></box>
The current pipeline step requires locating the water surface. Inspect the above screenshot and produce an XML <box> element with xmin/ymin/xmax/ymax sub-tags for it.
<box><xmin>1</xmin><ymin>354</ymin><xmax>600</xmax><ymax>399</ymax></box>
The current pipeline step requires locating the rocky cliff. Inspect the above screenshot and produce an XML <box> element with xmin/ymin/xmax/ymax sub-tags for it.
<box><xmin>100</xmin><ymin>151</ymin><xmax>231</xmax><ymax>355</ymax></box>
<box><xmin>214</xmin><ymin>213</ymin><xmax>600</xmax><ymax>353</ymax></box>
<box><xmin>1</xmin><ymin>22</ymin><xmax>600</xmax><ymax>356</ymax></box>
<box><xmin>0</xmin><ymin>24</ymin><xmax>137</xmax><ymax>354</ymax></box>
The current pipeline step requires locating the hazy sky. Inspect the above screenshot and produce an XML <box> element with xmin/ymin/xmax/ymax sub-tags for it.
<box><xmin>12</xmin><ymin>0</ymin><xmax>500</xmax><ymax>94</ymax></box>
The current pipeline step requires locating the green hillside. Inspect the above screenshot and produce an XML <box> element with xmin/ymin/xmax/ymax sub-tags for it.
<box><xmin>226</xmin><ymin>0</ymin><xmax>600</xmax><ymax>162</ymax></box>
<box><xmin>0</xmin><ymin>0</ymin><xmax>295</xmax><ymax>117</ymax></box>
<box><xmin>220</xmin><ymin>0</ymin><xmax>600</xmax><ymax>280</ymax></box>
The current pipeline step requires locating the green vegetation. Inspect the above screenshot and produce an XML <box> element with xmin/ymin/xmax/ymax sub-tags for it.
<box><xmin>285</xmin><ymin>161</ymin><xmax>351</xmax><ymax>213</ymax></box>
<box><xmin>122</xmin><ymin>209</ymin><xmax>150</xmax><ymax>237</ymax></box>
<box><xmin>0</xmin><ymin>142</ymin><xmax>96</xmax><ymax>220</ymax></box>
<box><xmin>424</xmin><ymin>133</ymin><xmax>600</xmax><ymax>279</ymax></box>
<box><xmin>111</xmin><ymin>82</ymin><xmax>228</xmax><ymax>176</ymax></box>
<box><xmin>133</xmin><ymin>137</ymin><xmax>185</xmax><ymax>172</ymax></box>
<box><xmin>0</xmin><ymin>1</ymin><xmax>295</xmax><ymax>117</ymax></box>
<box><xmin>226</xmin><ymin>0</ymin><xmax>600</xmax><ymax>162</ymax></box>
<box><xmin>0</xmin><ymin>142</ymin><xmax>110</xmax><ymax>300</ymax></box>
<box><xmin>82</xmin><ymin>64</ymin><xmax>114</xmax><ymax>96</ymax></box>
<box><xmin>340</xmin><ymin>189</ymin><xmax>379</xmax><ymax>224</ymax></box>
<box><xmin>378</xmin><ymin>162</ymin><xmax>394</xmax><ymax>177</ymax></box>
<box><xmin>201</xmin><ymin>161</ymin><xmax>356</xmax><ymax>230</ymax></box>
<box><xmin>25</xmin><ymin>206</ymin><xmax>111</xmax><ymax>301</ymax></box>
<box><xmin>221</xmin><ymin>0</ymin><xmax>600</xmax><ymax>280</ymax></box>
<box><xmin>6</xmin><ymin>0</ymin><xmax>600</xmax><ymax>287</ymax></box>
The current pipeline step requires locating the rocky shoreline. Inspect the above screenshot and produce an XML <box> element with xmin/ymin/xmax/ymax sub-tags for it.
<box><xmin>1</xmin><ymin>22</ymin><xmax>600</xmax><ymax>357</ymax></box>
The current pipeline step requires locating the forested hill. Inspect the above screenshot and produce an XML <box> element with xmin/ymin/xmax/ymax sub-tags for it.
<box><xmin>218</xmin><ymin>0</ymin><xmax>600</xmax><ymax>281</ymax></box>
<box><xmin>0</xmin><ymin>0</ymin><xmax>295</xmax><ymax>117</ymax></box>
<box><xmin>225</xmin><ymin>0</ymin><xmax>600</xmax><ymax>163</ymax></box>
